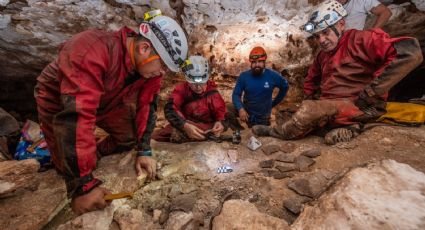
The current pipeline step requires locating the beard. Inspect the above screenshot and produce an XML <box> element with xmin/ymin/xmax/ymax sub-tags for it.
<box><xmin>252</xmin><ymin>67</ymin><xmax>264</xmax><ymax>76</ymax></box>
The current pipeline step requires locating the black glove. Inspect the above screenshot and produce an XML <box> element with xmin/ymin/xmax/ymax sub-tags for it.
<box><xmin>353</xmin><ymin>89</ymin><xmax>386</xmax><ymax>122</ymax></box>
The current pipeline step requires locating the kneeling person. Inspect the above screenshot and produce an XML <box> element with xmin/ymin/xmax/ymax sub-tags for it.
<box><xmin>153</xmin><ymin>56</ymin><xmax>226</xmax><ymax>143</ymax></box>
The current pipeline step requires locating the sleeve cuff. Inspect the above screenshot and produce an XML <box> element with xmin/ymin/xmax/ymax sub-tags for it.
<box><xmin>137</xmin><ymin>149</ymin><xmax>152</xmax><ymax>157</ymax></box>
<box><xmin>65</xmin><ymin>174</ymin><xmax>102</xmax><ymax>198</ymax></box>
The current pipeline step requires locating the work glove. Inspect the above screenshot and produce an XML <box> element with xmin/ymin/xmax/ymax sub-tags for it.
<box><xmin>353</xmin><ymin>89</ymin><xmax>386</xmax><ymax>122</ymax></box>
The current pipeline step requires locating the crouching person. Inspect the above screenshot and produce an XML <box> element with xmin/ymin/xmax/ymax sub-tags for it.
<box><xmin>253</xmin><ymin>0</ymin><xmax>423</xmax><ymax>145</ymax></box>
<box><xmin>153</xmin><ymin>56</ymin><xmax>232</xmax><ymax>143</ymax></box>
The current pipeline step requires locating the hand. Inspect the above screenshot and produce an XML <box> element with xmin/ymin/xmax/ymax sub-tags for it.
<box><xmin>71</xmin><ymin>187</ymin><xmax>111</xmax><ymax>215</ymax></box>
<box><xmin>183</xmin><ymin>123</ymin><xmax>206</xmax><ymax>140</ymax></box>
<box><xmin>135</xmin><ymin>156</ymin><xmax>157</xmax><ymax>181</ymax></box>
<box><xmin>355</xmin><ymin>91</ymin><xmax>386</xmax><ymax>111</ymax></box>
<box><xmin>211</xmin><ymin>121</ymin><xmax>224</xmax><ymax>137</ymax></box>
<box><xmin>239</xmin><ymin>108</ymin><xmax>249</xmax><ymax>123</ymax></box>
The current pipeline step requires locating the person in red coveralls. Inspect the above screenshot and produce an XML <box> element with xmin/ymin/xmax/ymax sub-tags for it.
<box><xmin>152</xmin><ymin>55</ymin><xmax>227</xmax><ymax>143</ymax></box>
<box><xmin>34</xmin><ymin>9</ymin><xmax>188</xmax><ymax>215</ymax></box>
<box><xmin>253</xmin><ymin>0</ymin><xmax>422</xmax><ymax>144</ymax></box>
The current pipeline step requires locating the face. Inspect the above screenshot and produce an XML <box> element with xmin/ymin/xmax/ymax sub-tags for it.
<box><xmin>135</xmin><ymin>42</ymin><xmax>168</xmax><ymax>79</ymax></box>
<box><xmin>250</xmin><ymin>60</ymin><xmax>265</xmax><ymax>76</ymax></box>
<box><xmin>312</xmin><ymin>20</ymin><xmax>345</xmax><ymax>52</ymax></box>
<box><xmin>189</xmin><ymin>82</ymin><xmax>207</xmax><ymax>94</ymax></box>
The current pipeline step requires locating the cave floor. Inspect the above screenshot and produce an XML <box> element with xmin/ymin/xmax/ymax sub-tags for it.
<box><xmin>40</xmin><ymin>124</ymin><xmax>425</xmax><ymax>229</ymax></box>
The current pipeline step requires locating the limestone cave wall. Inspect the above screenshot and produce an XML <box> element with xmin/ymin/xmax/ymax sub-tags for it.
<box><xmin>0</xmin><ymin>0</ymin><xmax>424</xmax><ymax>117</ymax></box>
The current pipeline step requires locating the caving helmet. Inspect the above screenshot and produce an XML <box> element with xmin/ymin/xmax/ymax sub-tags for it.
<box><xmin>139</xmin><ymin>9</ymin><xmax>188</xmax><ymax>72</ymax></box>
<box><xmin>249</xmin><ymin>46</ymin><xmax>267</xmax><ymax>62</ymax></box>
<box><xmin>182</xmin><ymin>55</ymin><xmax>209</xmax><ymax>84</ymax></box>
<box><xmin>302</xmin><ymin>0</ymin><xmax>347</xmax><ymax>34</ymax></box>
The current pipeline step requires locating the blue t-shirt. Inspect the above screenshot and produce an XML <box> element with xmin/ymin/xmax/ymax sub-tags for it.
<box><xmin>232</xmin><ymin>68</ymin><xmax>289</xmax><ymax>119</ymax></box>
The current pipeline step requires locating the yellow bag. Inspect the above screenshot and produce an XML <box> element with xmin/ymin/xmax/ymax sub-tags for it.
<box><xmin>377</xmin><ymin>102</ymin><xmax>425</xmax><ymax>125</ymax></box>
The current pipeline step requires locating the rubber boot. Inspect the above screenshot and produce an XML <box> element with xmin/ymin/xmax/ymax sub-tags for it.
<box><xmin>324</xmin><ymin>124</ymin><xmax>360</xmax><ymax>145</ymax></box>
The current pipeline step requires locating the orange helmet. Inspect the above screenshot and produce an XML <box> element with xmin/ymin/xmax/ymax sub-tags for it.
<box><xmin>249</xmin><ymin>46</ymin><xmax>267</xmax><ymax>62</ymax></box>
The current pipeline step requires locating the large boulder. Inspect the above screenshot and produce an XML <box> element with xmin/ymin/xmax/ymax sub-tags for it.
<box><xmin>292</xmin><ymin>160</ymin><xmax>425</xmax><ymax>230</ymax></box>
<box><xmin>0</xmin><ymin>159</ymin><xmax>40</xmax><ymax>197</ymax></box>
<box><xmin>0</xmin><ymin>167</ymin><xmax>66</xmax><ymax>230</ymax></box>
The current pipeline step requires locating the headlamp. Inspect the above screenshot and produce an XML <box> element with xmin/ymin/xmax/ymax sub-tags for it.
<box><xmin>303</xmin><ymin>22</ymin><xmax>315</xmax><ymax>33</ymax></box>
<box><xmin>143</xmin><ymin>9</ymin><xmax>162</xmax><ymax>21</ymax></box>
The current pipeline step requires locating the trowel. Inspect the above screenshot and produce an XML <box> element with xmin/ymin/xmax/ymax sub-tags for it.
<box><xmin>104</xmin><ymin>192</ymin><xmax>134</xmax><ymax>201</ymax></box>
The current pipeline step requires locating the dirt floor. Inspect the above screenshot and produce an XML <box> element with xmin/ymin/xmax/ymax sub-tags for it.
<box><xmin>42</xmin><ymin>122</ymin><xmax>425</xmax><ymax>229</ymax></box>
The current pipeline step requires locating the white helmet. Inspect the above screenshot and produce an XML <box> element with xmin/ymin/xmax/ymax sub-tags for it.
<box><xmin>139</xmin><ymin>9</ymin><xmax>188</xmax><ymax>72</ymax></box>
<box><xmin>182</xmin><ymin>55</ymin><xmax>209</xmax><ymax>84</ymax></box>
<box><xmin>302</xmin><ymin>0</ymin><xmax>347</xmax><ymax>34</ymax></box>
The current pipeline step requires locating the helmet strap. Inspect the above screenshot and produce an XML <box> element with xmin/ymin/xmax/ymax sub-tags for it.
<box><xmin>129</xmin><ymin>38</ymin><xmax>136</xmax><ymax>68</ymax></box>
<box><xmin>129</xmin><ymin>38</ymin><xmax>161</xmax><ymax>68</ymax></box>
<box><xmin>330</xmin><ymin>25</ymin><xmax>340</xmax><ymax>38</ymax></box>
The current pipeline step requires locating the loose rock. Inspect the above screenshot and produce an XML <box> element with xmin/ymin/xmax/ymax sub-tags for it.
<box><xmin>262</xmin><ymin>144</ymin><xmax>280</xmax><ymax>155</ymax></box>
<box><xmin>114</xmin><ymin>206</ymin><xmax>155</xmax><ymax>230</ymax></box>
<box><xmin>283</xmin><ymin>196</ymin><xmax>312</xmax><ymax>214</ymax></box>
<box><xmin>296</xmin><ymin>155</ymin><xmax>315</xmax><ymax>172</ymax></box>
<box><xmin>287</xmin><ymin>171</ymin><xmax>331</xmax><ymax>198</ymax></box>
<box><xmin>276</xmin><ymin>153</ymin><xmax>296</xmax><ymax>163</ymax></box>
<box><xmin>259</xmin><ymin>159</ymin><xmax>275</xmax><ymax>168</ymax></box>
<box><xmin>271</xmin><ymin>171</ymin><xmax>294</xmax><ymax>179</ymax></box>
<box><xmin>276</xmin><ymin>163</ymin><xmax>297</xmax><ymax>172</ymax></box>
<box><xmin>280</xmin><ymin>142</ymin><xmax>296</xmax><ymax>153</ymax></box>
<box><xmin>171</xmin><ymin>193</ymin><xmax>198</xmax><ymax>212</ymax></box>
<box><xmin>300</xmin><ymin>148</ymin><xmax>321</xmax><ymax>158</ymax></box>
<box><xmin>0</xmin><ymin>108</ymin><xmax>19</xmax><ymax>136</ymax></box>
<box><xmin>165</xmin><ymin>211</ymin><xmax>195</xmax><ymax>230</ymax></box>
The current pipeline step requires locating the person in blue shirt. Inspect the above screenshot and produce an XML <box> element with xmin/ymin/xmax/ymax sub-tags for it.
<box><xmin>232</xmin><ymin>46</ymin><xmax>289</xmax><ymax>127</ymax></box>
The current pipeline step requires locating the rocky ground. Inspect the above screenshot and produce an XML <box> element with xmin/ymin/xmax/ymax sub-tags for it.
<box><xmin>1</xmin><ymin>120</ymin><xmax>424</xmax><ymax>230</ymax></box>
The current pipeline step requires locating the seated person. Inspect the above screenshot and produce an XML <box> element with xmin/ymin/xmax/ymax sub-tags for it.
<box><xmin>253</xmin><ymin>0</ymin><xmax>422</xmax><ymax>144</ymax></box>
<box><xmin>152</xmin><ymin>55</ymin><xmax>226</xmax><ymax>143</ymax></box>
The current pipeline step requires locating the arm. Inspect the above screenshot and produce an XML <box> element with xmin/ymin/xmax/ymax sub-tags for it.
<box><xmin>232</xmin><ymin>75</ymin><xmax>245</xmax><ymax>111</ymax></box>
<box><xmin>55</xmin><ymin>49</ymin><xmax>105</xmax><ymax>198</ymax></box>
<box><xmin>303</xmin><ymin>56</ymin><xmax>322</xmax><ymax>99</ymax></box>
<box><xmin>365</xmin><ymin>30</ymin><xmax>422</xmax><ymax>97</ymax></box>
<box><xmin>355</xmin><ymin>30</ymin><xmax>423</xmax><ymax>109</ymax></box>
<box><xmin>211</xmin><ymin>92</ymin><xmax>226</xmax><ymax>122</ymax></box>
<box><xmin>370</xmin><ymin>4</ymin><xmax>392</xmax><ymax>29</ymax></box>
<box><xmin>210</xmin><ymin>93</ymin><xmax>226</xmax><ymax>136</ymax></box>
<box><xmin>164</xmin><ymin>84</ymin><xmax>187</xmax><ymax>130</ymax></box>
<box><xmin>272</xmin><ymin>74</ymin><xmax>289</xmax><ymax>107</ymax></box>
<box><xmin>134</xmin><ymin>76</ymin><xmax>162</xmax><ymax>180</ymax></box>
<box><xmin>135</xmin><ymin>76</ymin><xmax>162</xmax><ymax>152</ymax></box>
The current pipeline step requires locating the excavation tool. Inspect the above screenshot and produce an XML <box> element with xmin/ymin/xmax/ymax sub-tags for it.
<box><xmin>207</xmin><ymin>130</ymin><xmax>241</xmax><ymax>144</ymax></box>
<box><xmin>104</xmin><ymin>192</ymin><xmax>134</xmax><ymax>201</ymax></box>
